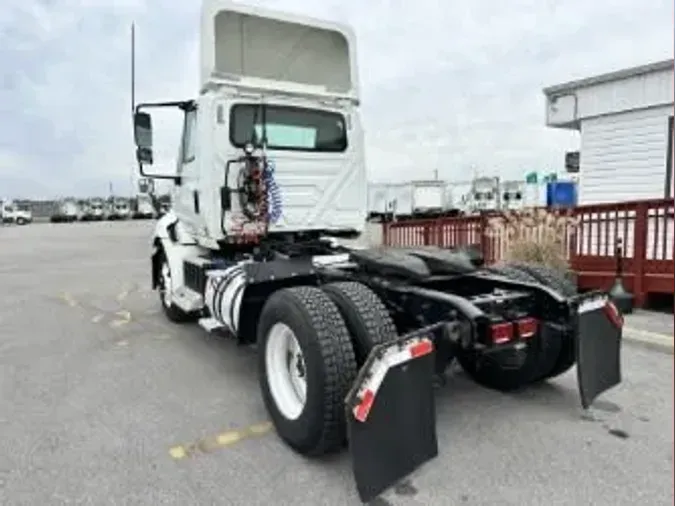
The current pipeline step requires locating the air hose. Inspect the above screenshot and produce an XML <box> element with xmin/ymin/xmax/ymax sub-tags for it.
<box><xmin>263</xmin><ymin>158</ymin><xmax>282</xmax><ymax>224</ymax></box>
<box><xmin>236</xmin><ymin>156</ymin><xmax>283</xmax><ymax>227</ymax></box>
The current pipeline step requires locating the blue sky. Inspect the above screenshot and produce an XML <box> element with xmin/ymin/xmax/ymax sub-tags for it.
<box><xmin>1</xmin><ymin>0</ymin><xmax>673</xmax><ymax>198</ymax></box>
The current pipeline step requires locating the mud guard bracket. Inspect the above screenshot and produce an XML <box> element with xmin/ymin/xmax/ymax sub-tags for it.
<box><xmin>345</xmin><ymin>325</ymin><xmax>441</xmax><ymax>504</ymax></box>
<box><xmin>574</xmin><ymin>292</ymin><xmax>623</xmax><ymax>409</ymax></box>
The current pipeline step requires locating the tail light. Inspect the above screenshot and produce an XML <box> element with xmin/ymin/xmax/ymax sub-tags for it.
<box><xmin>490</xmin><ymin>322</ymin><xmax>513</xmax><ymax>344</ymax></box>
<box><xmin>516</xmin><ymin>317</ymin><xmax>538</xmax><ymax>339</ymax></box>
<box><xmin>490</xmin><ymin>317</ymin><xmax>539</xmax><ymax>345</ymax></box>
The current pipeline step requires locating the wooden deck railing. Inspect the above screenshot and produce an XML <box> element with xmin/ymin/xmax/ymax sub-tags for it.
<box><xmin>383</xmin><ymin>198</ymin><xmax>674</xmax><ymax>307</ymax></box>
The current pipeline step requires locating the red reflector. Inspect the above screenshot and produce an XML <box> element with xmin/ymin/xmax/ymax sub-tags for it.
<box><xmin>354</xmin><ymin>389</ymin><xmax>375</xmax><ymax>422</ymax></box>
<box><xmin>516</xmin><ymin>317</ymin><xmax>538</xmax><ymax>339</ymax></box>
<box><xmin>410</xmin><ymin>339</ymin><xmax>433</xmax><ymax>358</ymax></box>
<box><xmin>490</xmin><ymin>322</ymin><xmax>513</xmax><ymax>344</ymax></box>
<box><xmin>603</xmin><ymin>301</ymin><xmax>624</xmax><ymax>329</ymax></box>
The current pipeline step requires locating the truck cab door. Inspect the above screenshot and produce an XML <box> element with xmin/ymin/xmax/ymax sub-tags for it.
<box><xmin>172</xmin><ymin>107</ymin><xmax>205</xmax><ymax>237</ymax></box>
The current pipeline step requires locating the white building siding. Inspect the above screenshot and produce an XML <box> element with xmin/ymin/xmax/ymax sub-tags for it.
<box><xmin>578</xmin><ymin>105</ymin><xmax>672</xmax><ymax>204</ymax></box>
<box><xmin>576</xmin><ymin>69</ymin><xmax>673</xmax><ymax>120</ymax></box>
<box><xmin>546</xmin><ymin>61</ymin><xmax>674</xmax><ymax>127</ymax></box>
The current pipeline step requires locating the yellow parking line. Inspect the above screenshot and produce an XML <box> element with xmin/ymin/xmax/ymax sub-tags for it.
<box><xmin>60</xmin><ymin>292</ymin><xmax>79</xmax><ymax>307</ymax></box>
<box><xmin>109</xmin><ymin>310</ymin><xmax>132</xmax><ymax>327</ymax></box>
<box><xmin>169</xmin><ymin>421</ymin><xmax>273</xmax><ymax>460</ymax></box>
<box><xmin>116</xmin><ymin>290</ymin><xmax>130</xmax><ymax>302</ymax></box>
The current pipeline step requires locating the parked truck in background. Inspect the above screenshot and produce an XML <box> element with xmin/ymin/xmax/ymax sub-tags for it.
<box><xmin>106</xmin><ymin>197</ymin><xmax>131</xmax><ymax>220</ymax></box>
<box><xmin>81</xmin><ymin>198</ymin><xmax>105</xmax><ymax>221</ymax></box>
<box><xmin>132</xmin><ymin>194</ymin><xmax>157</xmax><ymax>219</ymax></box>
<box><xmin>130</xmin><ymin>1</ymin><xmax>624</xmax><ymax>502</ymax></box>
<box><xmin>50</xmin><ymin>198</ymin><xmax>81</xmax><ymax>223</ymax></box>
<box><xmin>500</xmin><ymin>180</ymin><xmax>526</xmax><ymax>211</ymax></box>
<box><xmin>1</xmin><ymin>199</ymin><xmax>32</xmax><ymax>225</ymax></box>
<box><xmin>457</xmin><ymin>176</ymin><xmax>500</xmax><ymax>215</ymax></box>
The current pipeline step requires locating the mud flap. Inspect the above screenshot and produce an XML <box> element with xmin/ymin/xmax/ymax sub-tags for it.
<box><xmin>345</xmin><ymin>326</ymin><xmax>440</xmax><ymax>504</ymax></box>
<box><xmin>574</xmin><ymin>292</ymin><xmax>623</xmax><ymax>410</ymax></box>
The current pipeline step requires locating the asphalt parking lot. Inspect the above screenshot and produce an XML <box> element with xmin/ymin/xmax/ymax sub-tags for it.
<box><xmin>0</xmin><ymin>221</ymin><xmax>673</xmax><ymax>506</ymax></box>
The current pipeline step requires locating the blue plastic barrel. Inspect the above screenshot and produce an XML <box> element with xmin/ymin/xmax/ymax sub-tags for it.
<box><xmin>546</xmin><ymin>181</ymin><xmax>577</xmax><ymax>207</ymax></box>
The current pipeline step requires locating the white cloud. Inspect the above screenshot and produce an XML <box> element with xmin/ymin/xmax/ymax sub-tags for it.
<box><xmin>0</xmin><ymin>0</ymin><xmax>672</xmax><ymax>197</ymax></box>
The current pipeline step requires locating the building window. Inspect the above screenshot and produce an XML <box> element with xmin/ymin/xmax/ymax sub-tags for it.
<box><xmin>666</xmin><ymin>116</ymin><xmax>674</xmax><ymax>199</ymax></box>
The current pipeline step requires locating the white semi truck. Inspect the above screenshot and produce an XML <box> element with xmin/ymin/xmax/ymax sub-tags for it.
<box><xmin>81</xmin><ymin>198</ymin><xmax>105</xmax><ymax>221</ymax></box>
<box><xmin>106</xmin><ymin>197</ymin><xmax>131</xmax><ymax>220</ymax></box>
<box><xmin>130</xmin><ymin>1</ymin><xmax>623</xmax><ymax>501</ymax></box>
<box><xmin>132</xmin><ymin>194</ymin><xmax>156</xmax><ymax>219</ymax></box>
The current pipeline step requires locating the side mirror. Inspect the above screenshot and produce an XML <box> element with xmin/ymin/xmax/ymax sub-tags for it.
<box><xmin>134</xmin><ymin>111</ymin><xmax>153</xmax><ymax>147</ymax></box>
<box><xmin>134</xmin><ymin>111</ymin><xmax>153</xmax><ymax>164</ymax></box>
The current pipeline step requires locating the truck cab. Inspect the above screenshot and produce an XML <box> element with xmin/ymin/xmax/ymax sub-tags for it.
<box><xmin>132</xmin><ymin>0</ymin><xmax>365</xmax><ymax>250</ymax></box>
<box><xmin>500</xmin><ymin>180</ymin><xmax>525</xmax><ymax>211</ymax></box>
<box><xmin>132</xmin><ymin>194</ymin><xmax>156</xmax><ymax>219</ymax></box>
<box><xmin>1</xmin><ymin>200</ymin><xmax>32</xmax><ymax>225</ymax></box>
<box><xmin>107</xmin><ymin>197</ymin><xmax>131</xmax><ymax>220</ymax></box>
<box><xmin>467</xmin><ymin>176</ymin><xmax>500</xmax><ymax>214</ymax></box>
<box><xmin>82</xmin><ymin>198</ymin><xmax>105</xmax><ymax>221</ymax></box>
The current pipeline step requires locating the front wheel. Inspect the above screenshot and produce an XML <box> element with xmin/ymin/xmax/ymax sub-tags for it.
<box><xmin>258</xmin><ymin>286</ymin><xmax>357</xmax><ymax>457</ymax></box>
<box><xmin>156</xmin><ymin>250</ymin><xmax>196</xmax><ymax>323</ymax></box>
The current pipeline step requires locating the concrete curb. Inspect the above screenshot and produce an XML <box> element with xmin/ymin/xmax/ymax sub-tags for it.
<box><xmin>623</xmin><ymin>326</ymin><xmax>674</xmax><ymax>355</ymax></box>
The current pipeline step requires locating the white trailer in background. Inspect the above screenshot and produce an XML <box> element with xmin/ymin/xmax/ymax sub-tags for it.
<box><xmin>367</xmin><ymin>183</ymin><xmax>392</xmax><ymax>221</ymax></box>
<box><xmin>411</xmin><ymin>180</ymin><xmax>445</xmax><ymax>217</ymax></box>
<box><xmin>379</xmin><ymin>180</ymin><xmax>448</xmax><ymax>220</ymax></box>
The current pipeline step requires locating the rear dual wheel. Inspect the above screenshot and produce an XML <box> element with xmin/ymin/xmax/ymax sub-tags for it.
<box><xmin>257</xmin><ymin>282</ymin><xmax>396</xmax><ymax>456</ymax></box>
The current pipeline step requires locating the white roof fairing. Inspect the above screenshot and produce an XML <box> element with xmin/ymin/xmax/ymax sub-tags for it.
<box><xmin>200</xmin><ymin>0</ymin><xmax>359</xmax><ymax>99</ymax></box>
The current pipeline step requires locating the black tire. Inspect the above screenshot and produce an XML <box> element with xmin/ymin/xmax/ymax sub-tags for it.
<box><xmin>321</xmin><ymin>282</ymin><xmax>398</xmax><ymax>366</ymax></box>
<box><xmin>456</xmin><ymin>263</ymin><xmax>558</xmax><ymax>391</ymax></box>
<box><xmin>156</xmin><ymin>250</ymin><xmax>196</xmax><ymax>323</ymax></box>
<box><xmin>483</xmin><ymin>263</ymin><xmax>538</xmax><ymax>284</ymax></box>
<box><xmin>257</xmin><ymin>286</ymin><xmax>357</xmax><ymax>456</ymax></box>
<box><xmin>508</xmin><ymin>262</ymin><xmax>577</xmax><ymax>298</ymax></box>
<box><xmin>508</xmin><ymin>262</ymin><xmax>578</xmax><ymax>380</ymax></box>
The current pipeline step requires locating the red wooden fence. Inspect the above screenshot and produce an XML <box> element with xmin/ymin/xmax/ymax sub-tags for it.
<box><xmin>383</xmin><ymin>198</ymin><xmax>674</xmax><ymax>307</ymax></box>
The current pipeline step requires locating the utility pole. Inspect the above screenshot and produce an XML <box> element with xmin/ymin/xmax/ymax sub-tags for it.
<box><xmin>130</xmin><ymin>22</ymin><xmax>136</xmax><ymax>199</ymax></box>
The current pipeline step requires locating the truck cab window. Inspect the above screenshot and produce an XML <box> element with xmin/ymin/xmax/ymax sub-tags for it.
<box><xmin>182</xmin><ymin>109</ymin><xmax>197</xmax><ymax>164</ymax></box>
<box><xmin>229</xmin><ymin>104</ymin><xmax>347</xmax><ymax>152</ymax></box>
